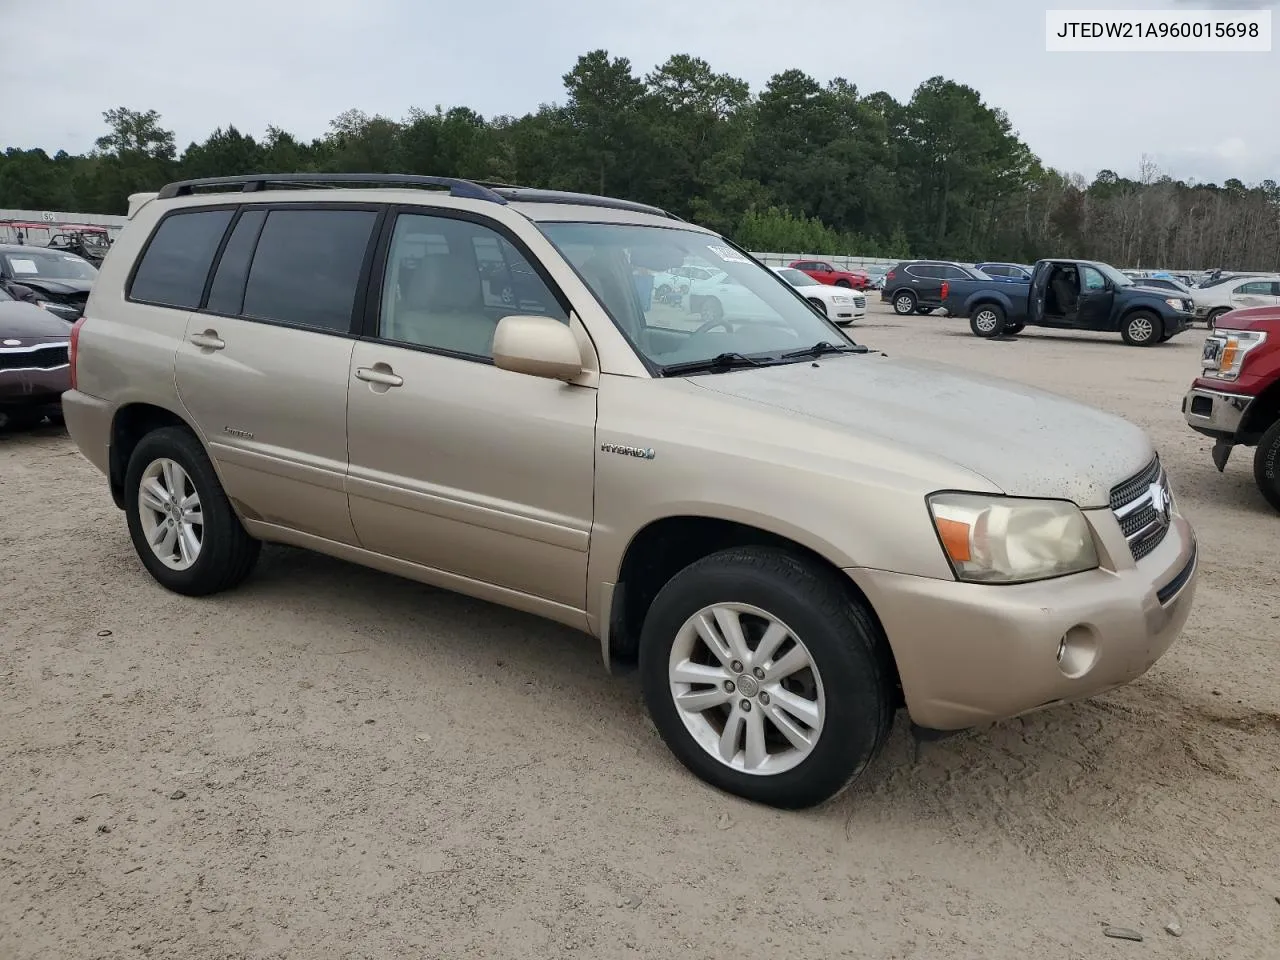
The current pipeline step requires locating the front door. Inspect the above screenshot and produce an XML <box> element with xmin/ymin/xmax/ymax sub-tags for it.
<box><xmin>1076</xmin><ymin>264</ymin><xmax>1115</xmax><ymax>329</ymax></box>
<box><xmin>1028</xmin><ymin>262</ymin><xmax>1050</xmax><ymax>322</ymax></box>
<box><xmin>172</xmin><ymin>204</ymin><xmax>381</xmax><ymax>544</ymax></box>
<box><xmin>345</xmin><ymin>209</ymin><xmax>597</xmax><ymax>610</ymax></box>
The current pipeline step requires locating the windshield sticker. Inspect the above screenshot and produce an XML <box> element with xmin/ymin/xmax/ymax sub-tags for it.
<box><xmin>707</xmin><ymin>244</ymin><xmax>751</xmax><ymax>264</ymax></box>
<box><xmin>9</xmin><ymin>258</ymin><xmax>38</xmax><ymax>274</ymax></box>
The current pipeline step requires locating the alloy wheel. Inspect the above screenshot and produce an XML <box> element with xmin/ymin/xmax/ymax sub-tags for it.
<box><xmin>668</xmin><ymin>603</ymin><xmax>826</xmax><ymax>776</ymax></box>
<box><xmin>137</xmin><ymin>458</ymin><xmax>203</xmax><ymax>570</ymax></box>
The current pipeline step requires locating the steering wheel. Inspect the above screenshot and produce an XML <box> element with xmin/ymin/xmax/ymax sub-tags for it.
<box><xmin>688</xmin><ymin>318</ymin><xmax>734</xmax><ymax>340</ymax></box>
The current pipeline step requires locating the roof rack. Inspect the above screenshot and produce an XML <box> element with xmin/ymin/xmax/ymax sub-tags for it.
<box><xmin>154</xmin><ymin>173</ymin><xmax>680</xmax><ymax>220</ymax></box>
<box><xmin>484</xmin><ymin>185</ymin><xmax>678</xmax><ymax>220</ymax></box>
<box><xmin>154</xmin><ymin>173</ymin><xmax>508</xmax><ymax>203</ymax></box>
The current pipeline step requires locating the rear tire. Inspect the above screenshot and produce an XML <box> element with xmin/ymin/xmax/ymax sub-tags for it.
<box><xmin>892</xmin><ymin>291</ymin><xmax>917</xmax><ymax>315</ymax></box>
<box><xmin>124</xmin><ymin>426</ymin><xmax>261</xmax><ymax>596</ymax></box>
<box><xmin>969</xmin><ymin>303</ymin><xmax>1007</xmax><ymax>338</ymax></box>
<box><xmin>1005</xmin><ymin>322</ymin><xmax>1025</xmax><ymax>335</ymax></box>
<box><xmin>1120</xmin><ymin>310</ymin><xmax>1161</xmax><ymax>346</ymax></box>
<box><xmin>0</xmin><ymin>409</ymin><xmax>45</xmax><ymax>431</ymax></box>
<box><xmin>1253</xmin><ymin>419</ymin><xmax>1280</xmax><ymax>513</ymax></box>
<box><xmin>914</xmin><ymin>305</ymin><xmax>932</xmax><ymax>315</ymax></box>
<box><xmin>1206</xmin><ymin>308</ymin><xmax>1228</xmax><ymax>331</ymax></box>
<box><xmin>639</xmin><ymin>546</ymin><xmax>894</xmax><ymax>809</ymax></box>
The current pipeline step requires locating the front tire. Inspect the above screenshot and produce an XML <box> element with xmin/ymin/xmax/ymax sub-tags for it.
<box><xmin>1206</xmin><ymin>308</ymin><xmax>1227</xmax><ymax>331</ymax></box>
<box><xmin>892</xmin><ymin>291</ymin><xmax>917</xmax><ymax>315</ymax></box>
<box><xmin>1253</xmin><ymin>419</ymin><xmax>1280</xmax><ymax>513</ymax></box>
<box><xmin>1120</xmin><ymin>310</ymin><xmax>1161</xmax><ymax>346</ymax></box>
<box><xmin>834</xmin><ymin>279</ymin><xmax>852</xmax><ymax>288</ymax></box>
<box><xmin>639</xmin><ymin>546</ymin><xmax>894</xmax><ymax>809</ymax></box>
<box><xmin>124</xmin><ymin>426</ymin><xmax>261</xmax><ymax>596</ymax></box>
<box><xmin>806</xmin><ymin>297</ymin><xmax>828</xmax><ymax>317</ymax></box>
<box><xmin>969</xmin><ymin>303</ymin><xmax>1006</xmax><ymax>338</ymax></box>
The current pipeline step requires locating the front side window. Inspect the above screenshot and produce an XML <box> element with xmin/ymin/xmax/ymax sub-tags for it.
<box><xmin>1081</xmin><ymin>266</ymin><xmax>1107</xmax><ymax>291</ymax></box>
<box><xmin>242</xmin><ymin>209</ymin><xmax>378</xmax><ymax>332</ymax></box>
<box><xmin>130</xmin><ymin>209</ymin><xmax>233</xmax><ymax>308</ymax></box>
<box><xmin>378</xmin><ymin>213</ymin><xmax>566</xmax><ymax>358</ymax></box>
<box><xmin>539</xmin><ymin>222</ymin><xmax>849</xmax><ymax>372</ymax></box>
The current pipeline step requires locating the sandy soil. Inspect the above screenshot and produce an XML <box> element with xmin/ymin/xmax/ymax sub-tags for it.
<box><xmin>2</xmin><ymin>305</ymin><xmax>1278</xmax><ymax>959</ymax></box>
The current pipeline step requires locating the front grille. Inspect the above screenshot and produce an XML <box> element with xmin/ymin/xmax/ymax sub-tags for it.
<box><xmin>0</xmin><ymin>345</ymin><xmax>69</xmax><ymax>371</ymax></box>
<box><xmin>853</xmin><ymin>295</ymin><xmax>867</xmax><ymax>308</ymax></box>
<box><xmin>1110</xmin><ymin>456</ymin><xmax>1172</xmax><ymax>561</ymax></box>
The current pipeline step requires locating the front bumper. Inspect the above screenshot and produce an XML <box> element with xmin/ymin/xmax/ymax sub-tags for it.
<box><xmin>1182</xmin><ymin>385</ymin><xmax>1252</xmax><ymax>438</ymax></box>
<box><xmin>0</xmin><ymin>367</ymin><xmax>70</xmax><ymax>406</ymax></box>
<box><xmin>848</xmin><ymin>510</ymin><xmax>1197</xmax><ymax>730</ymax></box>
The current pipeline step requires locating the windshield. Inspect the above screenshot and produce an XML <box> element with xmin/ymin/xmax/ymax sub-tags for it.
<box><xmin>1094</xmin><ymin>262</ymin><xmax>1133</xmax><ymax>287</ymax></box>
<box><xmin>776</xmin><ymin>268</ymin><xmax>819</xmax><ymax>287</ymax></box>
<box><xmin>2</xmin><ymin>250</ymin><xmax>97</xmax><ymax>281</ymax></box>
<box><xmin>539</xmin><ymin>222</ymin><xmax>852</xmax><ymax>371</ymax></box>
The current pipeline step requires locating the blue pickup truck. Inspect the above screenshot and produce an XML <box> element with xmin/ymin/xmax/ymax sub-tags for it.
<box><xmin>940</xmin><ymin>258</ymin><xmax>1195</xmax><ymax>347</ymax></box>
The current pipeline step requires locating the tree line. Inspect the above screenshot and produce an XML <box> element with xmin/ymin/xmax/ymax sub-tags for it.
<box><xmin>2</xmin><ymin>51</ymin><xmax>1277</xmax><ymax>269</ymax></box>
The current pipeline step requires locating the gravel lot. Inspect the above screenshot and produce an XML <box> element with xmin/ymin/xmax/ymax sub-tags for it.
<box><xmin>3</xmin><ymin>303</ymin><xmax>1278</xmax><ymax>959</ymax></box>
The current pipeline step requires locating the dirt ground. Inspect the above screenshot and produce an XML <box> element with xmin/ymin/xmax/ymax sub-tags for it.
<box><xmin>3</xmin><ymin>304</ymin><xmax>1278</xmax><ymax>959</ymax></box>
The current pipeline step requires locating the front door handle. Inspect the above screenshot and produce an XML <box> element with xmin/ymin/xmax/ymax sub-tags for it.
<box><xmin>189</xmin><ymin>330</ymin><xmax>225</xmax><ymax>350</ymax></box>
<box><xmin>355</xmin><ymin>366</ymin><xmax>404</xmax><ymax>387</ymax></box>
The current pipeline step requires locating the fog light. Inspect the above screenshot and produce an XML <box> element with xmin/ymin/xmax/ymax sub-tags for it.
<box><xmin>1056</xmin><ymin>625</ymin><xmax>1099</xmax><ymax>679</ymax></box>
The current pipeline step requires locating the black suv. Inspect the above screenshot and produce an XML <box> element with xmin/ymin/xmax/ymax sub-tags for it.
<box><xmin>881</xmin><ymin>261</ymin><xmax>981</xmax><ymax>316</ymax></box>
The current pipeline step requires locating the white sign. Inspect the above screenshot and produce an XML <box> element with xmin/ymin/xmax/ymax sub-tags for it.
<box><xmin>10</xmin><ymin>258</ymin><xmax>39</xmax><ymax>274</ymax></box>
<box><xmin>41</xmin><ymin>212</ymin><xmax>56</xmax><ymax>222</ymax></box>
<box><xmin>1046</xmin><ymin>9</ymin><xmax>1271</xmax><ymax>52</ymax></box>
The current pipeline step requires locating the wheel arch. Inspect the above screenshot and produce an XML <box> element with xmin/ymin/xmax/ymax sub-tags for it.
<box><xmin>604</xmin><ymin>514</ymin><xmax>903</xmax><ymax>702</ymax></box>
<box><xmin>109</xmin><ymin>403</ymin><xmax>201</xmax><ymax>509</ymax></box>
<box><xmin>1240</xmin><ymin>378</ymin><xmax>1280</xmax><ymax>440</ymax></box>
<box><xmin>1118</xmin><ymin>304</ymin><xmax>1165</xmax><ymax>335</ymax></box>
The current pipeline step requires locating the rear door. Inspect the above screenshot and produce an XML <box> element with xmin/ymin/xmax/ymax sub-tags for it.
<box><xmin>1231</xmin><ymin>280</ymin><xmax>1280</xmax><ymax>309</ymax></box>
<box><xmin>173</xmin><ymin>204</ymin><xmax>382</xmax><ymax>544</ymax></box>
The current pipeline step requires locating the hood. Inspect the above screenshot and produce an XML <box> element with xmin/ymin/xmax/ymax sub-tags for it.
<box><xmin>0</xmin><ymin>300</ymin><xmax>75</xmax><ymax>339</ymax></box>
<box><xmin>16</xmin><ymin>277</ymin><xmax>93</xmax><ymax>297</ymax></box>
<box><xmin>688</xmin><ymin>353</ymin><xmax>1152</xmax><ymax>508</ymax></box>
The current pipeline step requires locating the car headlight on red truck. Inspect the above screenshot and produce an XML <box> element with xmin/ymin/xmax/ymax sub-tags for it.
<box><xmin>1201</xmin><ymin>330</ymin><xmax>1266</xmax><ymax>381</ymax></box>
<box><xmin>927</xmin><ymin>493</ymin><xmax>1099</xmax><ymax>584</ymax></box>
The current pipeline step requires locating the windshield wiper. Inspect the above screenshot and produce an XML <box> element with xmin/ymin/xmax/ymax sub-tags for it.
<box><xmin>660</xmin><ymin>352</ymin><xmax>773</xmax><ymax>376</ymax></box>
<box><xmin>779</xmin><ymin>340</ymin><xmax>868</xmax><ymax>360</ymax></box>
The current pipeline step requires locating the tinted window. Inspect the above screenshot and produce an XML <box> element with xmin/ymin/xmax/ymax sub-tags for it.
<box><xmin>1081</xmin><ymin>266</ymin><xmax>1107</xmax><ymax>290</ymax></box>
<box><xmin>941</xmin><ymin>265</ymin><xmax>971</xmax><ymax>280</ymax></box>
<box><xmin>379</xmin><ymin>213</ymin><xmax>566</xmax><ymax>358</ymax></box>
<box><xmin>242</xmin><ymin>209</ymin><xmax>377</xmax><ymax>332</ymax></box>
<box><xmin>1237</xmin><ymin>281</ymin><xmax>1274</xmax><ymax>295</ymax></box>
<box><xmin>907</xmin><ymin>264</ymin><xmax>942</xmax><ymax>279</ymax></box>
<box><xmin>130</xmin><ymin>209</ymin><xmax>233</xmax><ymax>308</ymax></box>
<box><xmin>205</xmin><ymin>209</ymin><xmax>266</xmax><ymax>315</ymax></box>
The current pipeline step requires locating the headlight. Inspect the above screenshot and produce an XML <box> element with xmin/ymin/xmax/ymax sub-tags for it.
<box><xmin>831</xmin><ymin>295</ymin><xmax>852</xmax><ymax>304</ymax></box>
<box><xmin>1164</xmin><ymin>298</ymin><xmax>1184</xmax><ymax>311</ymax></box>
<box><xmin>927</xmin><ymin>493</ymin><xmax>1099</xmax><ymax>584</ymax></box>
<box><xmin>1202</xmin><ymin>329</ymin><xmax>1266</xmax><ymax>381</ymax></box>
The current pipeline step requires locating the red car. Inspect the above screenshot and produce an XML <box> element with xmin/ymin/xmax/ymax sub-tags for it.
<box><xmin>788</xmin><ymin>259</ymin><xmax>870</xmax><ymax>290</ymax></box>
<box><xmin>1183</xmin><ymin>305</ymin><xmax>1280</xmax><ymax>510</ymax></box>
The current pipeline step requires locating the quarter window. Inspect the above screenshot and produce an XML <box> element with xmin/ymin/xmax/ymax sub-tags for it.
<box><xmin>241</xmin><ymin>209</ymin><xmax>378</xmax><ymax>332</ymax></box>
<box><xmin>130</xmin><ymin>209</ymin><xmax>234</xmax><ymax>308</ymax></box>
<box><xmin>378</xmin><ymin>213</ymin><xmax>566</xmax><ymax>358</ymax></box>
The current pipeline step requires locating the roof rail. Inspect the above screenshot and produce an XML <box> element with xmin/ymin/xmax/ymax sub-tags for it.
<box><xmin>154</xmin><ymin>173</ymin><xmax>508</xmax><ymax>204</ymax></box>
<box><xmin>483</xmin><ymin>186</ymin><xmax>678</xmax><ymax>220</ymax></box>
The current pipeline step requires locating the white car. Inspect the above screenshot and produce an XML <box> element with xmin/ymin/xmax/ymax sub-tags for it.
<box><xmin>772</xmin><ymin>267</ymin><xmax>867</xmax><ymax>325</ymax></box>
<box><xmin>1190</xmin><ymin>274</ymin><xmax>1280</xmax><ymax>329</ymax></box>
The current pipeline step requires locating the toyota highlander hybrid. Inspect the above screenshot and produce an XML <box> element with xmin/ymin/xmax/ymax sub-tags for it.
<box><xmin>62</xmin><ymin>174</ymin><xmax>1198</xmax><ymax>809</ymax></box>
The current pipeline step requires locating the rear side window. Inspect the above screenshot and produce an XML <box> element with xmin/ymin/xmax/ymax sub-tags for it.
<box><xmin>241</xmin><ymin>209</ymin><xmax>378</xmax><ymax>332</ymax></box>
<box><xmin>130</xmin><ymin>209</ymin><xmax>234</xmax><ymax>308</ymax></box>
<box><xmin>205</xmin><ymin>209</ymin><xmax>267</xmax><ymax>315</ymax></box>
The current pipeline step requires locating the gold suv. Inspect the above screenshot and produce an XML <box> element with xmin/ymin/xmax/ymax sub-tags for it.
<box><xmin>63</xmin><ymin>174</ymin><xmax>1199</xmax><ymax>808</ymax></box>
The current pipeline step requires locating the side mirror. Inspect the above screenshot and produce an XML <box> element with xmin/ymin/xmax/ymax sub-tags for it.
<box><xmin>493</xmin><ymin>315</ymin><xmax>583</xmax><ymax>381</ymax></box>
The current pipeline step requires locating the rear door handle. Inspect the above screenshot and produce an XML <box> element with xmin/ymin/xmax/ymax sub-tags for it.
<box><xmin>355</xmin><ymin>366</ymin><xmax>404</xmax><ymax>387</ymax></box>
<box><xmin>189</xmin><ymin>331</ymin><xmax>225</xmax><ymax>350</ymax></box>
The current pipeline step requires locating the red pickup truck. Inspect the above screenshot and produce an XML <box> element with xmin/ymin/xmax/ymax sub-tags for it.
<box><xmin>788</xmin><ymin>259</ymin><xmax>871</xmax><ymax>290</ymax></box>
<box><xmin>1183</xmin><ymin>305</ymin><xmax>1280</xmax><ymax>510</ymax></box>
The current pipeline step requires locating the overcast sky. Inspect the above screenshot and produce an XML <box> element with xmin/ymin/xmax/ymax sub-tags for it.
<box><xmin>2</xmin><ymin>0</ymin><xmax>1276</xmax><ymax>185</ymax></box>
